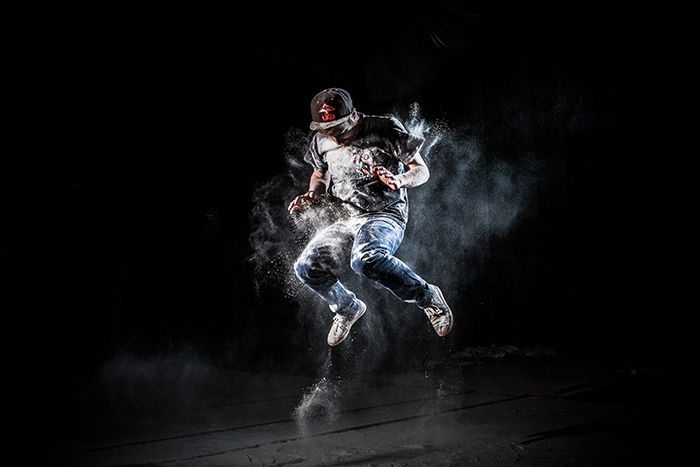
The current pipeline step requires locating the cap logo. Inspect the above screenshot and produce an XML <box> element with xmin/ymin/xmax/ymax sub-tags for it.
<box><xmin>318</xmin><ymin>102</ymin><xmax>336</xmax><ymax>122</ymax></box>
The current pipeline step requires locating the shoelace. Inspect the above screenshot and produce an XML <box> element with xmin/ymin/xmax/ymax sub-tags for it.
<box><xmin>332</xmin><ymin>315</ymin><xmax>349</xmax><ymax>334</ymax></box>
<box><xmin>424</xmin><ymin>306</ymin><xmax>443</xmax><ymax>319</ymax></box>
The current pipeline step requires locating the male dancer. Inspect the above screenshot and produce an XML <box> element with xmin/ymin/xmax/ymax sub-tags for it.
<box><xmin>289</xmin><ymin>88</ymin><xmax>453</xmax><ymax>346</ymax></box>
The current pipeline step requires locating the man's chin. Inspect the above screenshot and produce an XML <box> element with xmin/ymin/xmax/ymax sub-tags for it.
<box><xmin>336</xmin><ymin>133</ymin><xmax>356</xmax><ymax>146</ymax></box>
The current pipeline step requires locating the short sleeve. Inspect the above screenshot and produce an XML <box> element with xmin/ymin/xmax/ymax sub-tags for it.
<box><xmin>302</xmin><ymin>135</ymin><xmax>328</xmax><ymax>173</ymax></box>
<box><xmin>386</xmin><ymin>118</ymin><xmax>425</xmax><ymax>164</ymax></box>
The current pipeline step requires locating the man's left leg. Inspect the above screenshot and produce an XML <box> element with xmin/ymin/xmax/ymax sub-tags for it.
<box><xmin>349</xmin><ymin>216</ymin><xmax>453</xmax><ymax>336</ymax></box>
<box><xmin>294</xmin><ymin>221</ymin><xmax>367</xmax><ymax>346</ymax></box>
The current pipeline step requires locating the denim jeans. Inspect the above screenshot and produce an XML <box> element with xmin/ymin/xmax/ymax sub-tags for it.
<box><xmin>294</xmin><ymin>215</ymin><xmax>433</xmax><ymax>317</ymax></box>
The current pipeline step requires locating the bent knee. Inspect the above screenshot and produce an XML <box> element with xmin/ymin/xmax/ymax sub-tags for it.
<box><xmin>351</xmin><ymin>249</ymin><xmax>389</xmax><ymax>276</ymax></box>
<box><xmin>293</xmin><ymin>256</ymin><xmax>310</xmax><ymax>279</ymax></box>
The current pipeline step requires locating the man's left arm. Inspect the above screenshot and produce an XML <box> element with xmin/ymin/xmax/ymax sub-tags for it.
<box><xmin>372</xmin><ymin>152</ymin><xmax>430</xmax><ymax>190</ymax></box>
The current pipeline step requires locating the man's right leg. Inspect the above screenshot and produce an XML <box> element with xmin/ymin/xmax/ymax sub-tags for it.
<box><xmin>349</xmin><ymin>216</ymin><xmax>453</xmax><ymax>337</ymax></box>
<box><xmin>294</xmin><ymin>222</ymin><xmax>366</xmax><ymax>345</ymax></box>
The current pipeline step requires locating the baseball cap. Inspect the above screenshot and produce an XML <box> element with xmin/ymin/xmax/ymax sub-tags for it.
<box><xmin>309</xmin><ymin>88</ymin><xmax>354</xmax><ymax>131</ymax></box>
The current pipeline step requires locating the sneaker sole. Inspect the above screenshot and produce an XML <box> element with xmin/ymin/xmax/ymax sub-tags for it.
<box><xmin>431</xmin><ymin>285</ymin><xmax>453</xmax><ymax>337</ymax></box>
<box><xmin>328</xmin><ymin>301</ymin><xmax>366</xmax><ymax>346</ymax></box>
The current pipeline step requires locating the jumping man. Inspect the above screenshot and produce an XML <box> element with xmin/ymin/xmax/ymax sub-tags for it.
<box><xmin>289</xmin><ymin>88</ymin><xmax>453</xmax><ymax>346</ymax></box>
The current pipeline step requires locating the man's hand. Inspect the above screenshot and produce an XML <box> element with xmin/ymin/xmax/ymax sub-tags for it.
<box><xmin>371</xmin><ymin>166</ymin><xmax>403</xmax><ymax>190</ymax></box>
<box><xmin>371</xmin><ymin>155</ymin><xmax>430</xmax><ymax>191</ymax></box>
<box><xmin>288</xmin><ymin>191</ymin><xmax>319</xmax><ymax>214</ymax></box>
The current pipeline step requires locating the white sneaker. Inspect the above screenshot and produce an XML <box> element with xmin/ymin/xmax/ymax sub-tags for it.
<box><xmin>420</xmin><ymin>285</ymin><xmax>453</xmax><ymax>337</ymax></box>
<box><xmin>327</xmin><ymin>300</ymin><xmax>366</xmax><ymax>346</ymax></box>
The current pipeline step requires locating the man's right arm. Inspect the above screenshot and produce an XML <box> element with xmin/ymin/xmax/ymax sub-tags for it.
<box><xmin>308</xmin><ymin>170</ymin><xmax>330</xmax><ymax>195</ymax></box>
<box><xmin>288</xmin><ymin>170</ymin><xmax>330</xmax><ymax>214</ymax></box>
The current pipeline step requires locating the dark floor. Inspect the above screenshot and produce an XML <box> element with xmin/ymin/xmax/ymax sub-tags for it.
<box><xmin>39</xmin><ymin>346</ymin><xmax>678</xmax><ymax>467</ymax></box>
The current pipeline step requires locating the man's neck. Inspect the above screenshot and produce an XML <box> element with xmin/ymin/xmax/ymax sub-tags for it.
<box><xmin>336</xmin><ymin>116</ymin><xmax>363</xmax><ymax>146</ymax></box>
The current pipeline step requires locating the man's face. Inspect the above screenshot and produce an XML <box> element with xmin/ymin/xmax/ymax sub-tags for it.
<box><xmin>319</xmin><ymin>111</ymin><xmax>359</xmax><ymax>144</ymax></box>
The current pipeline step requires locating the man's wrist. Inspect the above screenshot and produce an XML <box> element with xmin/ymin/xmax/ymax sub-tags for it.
<box><xmin>394</xmin><ymin>166</ymin><xmax>429</xmax><ymax>189</ymax></box>
<box><xmin>393</xmin><ymin>173</ymin><xmax>407</xmax><ymax>189</ymax></box>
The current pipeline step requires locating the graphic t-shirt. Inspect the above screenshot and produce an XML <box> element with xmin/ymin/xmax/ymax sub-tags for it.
<box><xmin>303</xmin><ymin>114</ymin><xmax>424</xmax><ymax>228</ymax></box>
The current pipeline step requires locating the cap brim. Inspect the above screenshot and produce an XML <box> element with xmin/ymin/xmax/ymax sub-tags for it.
<box><xmin>309</xmin><ymin>113</ymin><xmax>352</xmax><ymax>131</ymax></box>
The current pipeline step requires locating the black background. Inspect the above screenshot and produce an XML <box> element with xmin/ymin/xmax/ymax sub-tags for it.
<box><xmin>8</xmin><ymin>1</ymin><xmax>674</xmax><ymax>455</ymax></box>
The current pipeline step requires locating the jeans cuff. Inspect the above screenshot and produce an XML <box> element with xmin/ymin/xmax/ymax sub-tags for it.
<box><xmin>415</xmin><ymin>283</ymin><xmax>434</xmax><ymax>307</ymax></box>
<box><xmin>335</xmin><ymin>298</ymin><xmax>362</xmax><ymax>318</ymax></box>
